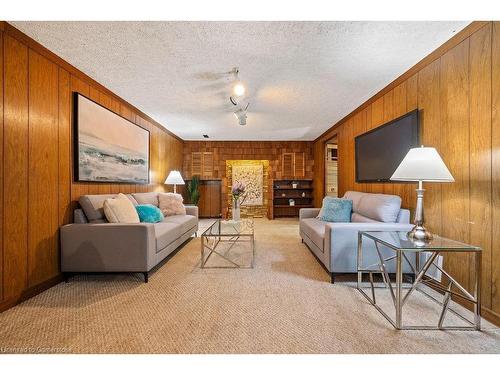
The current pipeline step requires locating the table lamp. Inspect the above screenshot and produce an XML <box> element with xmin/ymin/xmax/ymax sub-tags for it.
<box><xmin>390</xmin><ymin>146</ymin><xmax>454</xmax><ymax>242</ymax></box>
<box><xmin>164</xmin><ymin>170</ymin><xmax>185</xmax><ymax>193</ymax></box>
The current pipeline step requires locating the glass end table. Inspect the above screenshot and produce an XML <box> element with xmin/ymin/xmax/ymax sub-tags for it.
<box><xmin>357</xmin><ymin>231</ymin><xmax>481</xmax><ymax>330</ymax></box>
<box><xmin>200</xmin><ymin>218</ymin><xmax>255</xmax><ymax>269</ymax></box>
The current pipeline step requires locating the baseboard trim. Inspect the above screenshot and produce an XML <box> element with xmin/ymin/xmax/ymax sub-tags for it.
<box><xmin>0</xmin><ymin>274</ymin><xmax>63</xmax><ymax>313</ymax></box>
<box><xmin>479</xmin><ymin>307</ymin><xmax>500</xmax><ymax>328</ymax></box>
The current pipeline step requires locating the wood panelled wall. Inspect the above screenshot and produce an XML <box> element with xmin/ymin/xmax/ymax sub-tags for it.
<box><xmin>183</xmin><ymin>141</ymin><xmax>314</xmax><ymax>217</ymax></box>
<box><xmin>0</xmin><ymin>23</ymin><xmax>183</xmax><ymax>311</ymax></box>
<box><xmin>313</xmin><ymin>22</ymin><xmax>500</xmax><ymax>324</ymax></box>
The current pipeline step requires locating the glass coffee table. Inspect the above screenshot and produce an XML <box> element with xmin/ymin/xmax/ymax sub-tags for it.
<box><xmin>200</xmin><ymin>218</ymin><xmax>255</xmax><ymax>269</ymax></box>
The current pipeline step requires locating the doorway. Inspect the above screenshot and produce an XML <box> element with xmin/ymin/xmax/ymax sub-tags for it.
<box><xmin>324</xmin><ymin>136</ymin><xmax>338</xmax><ymax>197</ymax></box>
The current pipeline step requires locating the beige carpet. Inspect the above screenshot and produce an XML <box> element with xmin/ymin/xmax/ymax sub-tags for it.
<box><xmin>0</xmin><ymin>218</ymin><xmax>499</xmax><ymax>354</ymax></box>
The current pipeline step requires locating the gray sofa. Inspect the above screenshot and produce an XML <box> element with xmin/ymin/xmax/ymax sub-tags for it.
<box><xmin>299</xmin><ymin>191</ymin><xmax>413</xmax><ymax>283</ymax></box>
<box><xmin>61</xmin><ymin>192</ymin><xmax>198</xmax><ymax>282</ymax></box>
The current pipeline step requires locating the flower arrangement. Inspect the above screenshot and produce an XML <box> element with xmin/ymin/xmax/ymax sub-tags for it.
<box><xmin>231</xmin><ymin>181</ymin><xmax>247</xmax><ymax>208</ymax></box>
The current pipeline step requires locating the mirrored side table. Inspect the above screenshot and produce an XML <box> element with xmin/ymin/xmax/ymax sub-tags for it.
<box><xmin>357</xmin><ymin>231</ymin><xmax>481</xmax><ymax>330</ymax></box>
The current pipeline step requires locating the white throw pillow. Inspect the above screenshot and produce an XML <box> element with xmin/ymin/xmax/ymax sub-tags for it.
<box><xmin>103</xmin><ymin>193</ymin><xmax>140</xmax><ymax>223</ymax></box>
<box><xmin>158</xmin><ymin>193</ymin><xmax>186</xmax><ymax>216</ymax></box>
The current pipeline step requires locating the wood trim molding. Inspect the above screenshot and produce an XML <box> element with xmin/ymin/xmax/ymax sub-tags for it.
<box><xmin>0</xmin><ymin>21</ymin><xmax>183</xmax><ymax>142</ymax></box>
<box><xmin>315</xmin><ymin>21</ymin><xmax>490</xmax><ymax>142</ymax></box>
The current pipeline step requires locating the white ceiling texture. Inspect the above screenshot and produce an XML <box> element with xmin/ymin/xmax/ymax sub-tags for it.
<box><xmin>12</xmin><ymin>21</ymin><xmax>469</xmax><ymax>140</ymax></box>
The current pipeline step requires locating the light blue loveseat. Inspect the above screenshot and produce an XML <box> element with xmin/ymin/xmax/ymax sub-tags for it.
<box><xmin>299</xmin><ymin>191</ymin><xmax>413</xmax><ymax>283</ymax></box>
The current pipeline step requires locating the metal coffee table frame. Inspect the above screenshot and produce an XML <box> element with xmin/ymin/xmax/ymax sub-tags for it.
<box><xmin>200</xmin><ymin>219</ymin><xmax>255</xmax><ymax>269</ymax></box>
<box><xmin>356</xmin><ymin>231</ymin><xmax>482</xmax><ymax>331</ymax></box>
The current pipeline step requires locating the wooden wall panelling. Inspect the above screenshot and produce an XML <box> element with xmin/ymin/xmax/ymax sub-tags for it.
<box><xmin>440</xmin><ymin>39</ymin><xmax>471</xmax><ymax>290</ymax></box>
<box><xmin>157</xmin><ymin>128</ymin><xmax>165</xmax><ymax>192</ymax></box>
<box><xmin>406</xmin><ymin>74</ymin><xmax>418</xmax><ymax>211</ymax></box>
<box><xmin>352</xmin><ymin>112</ymin><xmax>366</xmax><ymax>193</ymax></box>
<box><xmin>361</xmin><ymin>106</ymin><xmax>372</xmax><ymax>193</ymax></box>
<box><xmin>469</xmin><ymin>23</ymin><xmax>492</xmax><ymax>308</ymax></box>
<box><xmin>418</xmin><ymin>60</ymin><xmax>443</xmax><ymax>236</ymax></box>
<box><xmin>3</xmin><ymin>35</ymin><xmax>29</xmax><ymax>299</ymax></box>
<box><xmin>382</xmin><ymin>90</ymin><xmax>395</xmax><ymax>195</ymax></box>
<box><xmin>491</xmin><ymin>21</ymin><xmax>500</xmax><ymax>313</ymax></box>
<box><xmin>28</xmin><ymin>50</ymin><xmax>60</xmax><ymax>286</ymax></box>
<box><xmin>158</xmin><ymin>126</ymin><xmax>167</xmax><ymax>192</ymax></box>
<box><xmin>150</xmin><ymin>126</ymin><xmax>160</xmax><ymax>189</ymax></box>
<box><xmin>0</xmin><ymin>30</ymin><xmax>3</xmax><ymax>301</ymax></box>
<box><xmin>58</xmin><ymin>68</ymin><xmax>72</xmax><ymax>225</ymax></box>
<box><xmin>163</xmin><ymin>131</ymin><xmax>169</xmax><ymax>190</ymax></box>
<box><xmin>312</xmin><ymin>140</ymin><xmax>325</xmax><ymax>206</ymax></box>
<box><xmin>370</xmin><ymin>97</ymin><xmax>385</xmax><ymax>193</ymax></box>
<box><xmin>70</xmin><ymin>75</ymin><xmax>90</xmax><ymax>203</ymax></box>
<box><xmin>342</xmin><ymin>117</ymin><xmax>353</xmax><ymax>193</ymax></box>
<box><xmin>163</xmin><ymin>133</ymin><xmax>171</xmax><ymax>192</ymax></box>
<box><xmin>391</xmin><ymin>82</ymin><xmax>410</xmax><ymax>206</ymax></box>
<box><xmin>336</xmin><ymin>125</ymin><xmax>346</xmax><ymax>196</ymax></box>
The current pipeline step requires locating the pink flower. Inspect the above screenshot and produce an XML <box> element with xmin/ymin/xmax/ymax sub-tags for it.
<box><xmin>231</xmin><ymin>181</ymin><xmax>246</xmax><ymax>196</ymax></box>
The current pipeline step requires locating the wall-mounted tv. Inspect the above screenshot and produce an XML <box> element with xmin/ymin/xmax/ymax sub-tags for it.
<box><xmin>355</xmin><ymin>109</ymin><xmax>420</xmax><ymax>182</ymax></box>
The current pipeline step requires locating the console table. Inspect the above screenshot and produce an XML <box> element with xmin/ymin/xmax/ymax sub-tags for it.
<box><xmin>357</xmin><ymin>231</ymin><xmax>481</xmax><ymax>330</ymax></box>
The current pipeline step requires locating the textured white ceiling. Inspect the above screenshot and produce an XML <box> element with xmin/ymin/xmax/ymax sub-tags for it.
<box><xmin>12</xmin><ymin>21</ymin><xmax>469</xmax><ymax>140</ymax></box>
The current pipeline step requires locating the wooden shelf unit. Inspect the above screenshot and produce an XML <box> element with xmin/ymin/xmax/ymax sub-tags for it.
<box><xmin>271</xmin><ymin>179</ymin><xmax>314</xmax><ymax>218</ymax></box>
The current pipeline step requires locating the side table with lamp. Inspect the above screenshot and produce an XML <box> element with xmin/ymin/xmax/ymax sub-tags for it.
<box><xmin>356</xmin><ymin>146</ymin><xmax>482</xmax><ymax>330</ymax></box>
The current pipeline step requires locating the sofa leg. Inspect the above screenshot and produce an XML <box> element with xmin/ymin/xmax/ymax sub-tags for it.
<box><xmin>301</xmin><ymin>238</ymin><xmax>304</xmax><ymax>243</ymax></box>
<box><xmin>143</xmin><ymin>272</ymin><xmax>149</xmax><ymax>283</ymax></box>
<box><xmin>331</xmin><ymin>273</ymin><xmax>335</xmax><ymax>284</ymax></box>
<box><xmin>63</xmin><ymin>273</ymin><xmax>71</xmax><ymax>283</ymax></box>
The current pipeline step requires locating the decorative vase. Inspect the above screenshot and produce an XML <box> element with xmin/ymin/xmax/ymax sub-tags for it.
<box><xmin>232</xmin><ymin>199</ymin><xmax>241</xmax><ymax>221</ymax></box>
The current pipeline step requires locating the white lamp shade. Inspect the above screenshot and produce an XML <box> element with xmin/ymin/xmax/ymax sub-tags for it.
<box><xmin>164</xmin><ymin>170</ymin><xmax>185</xmax><ymax>185</ymax></box>
<box><xmin>390</xmin><ymin>147</ymin><xmax>454</xmax><ymax>182</ymax></box>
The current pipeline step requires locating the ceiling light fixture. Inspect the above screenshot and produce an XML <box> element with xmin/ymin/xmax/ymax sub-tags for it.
<box><xmin>229</xmin><ymin>67</ymin><xmax>246</xmax><ymax>102</ymax></box>
<box><xmin>233</xmin><ymin>81</ymin><xmax>245</xmax><ymax>97</ymax></box>
<box><xmin>234</xmin><ymin>103</ymin><xmax>249</xmax><ymax>126</ymax></box>
<box><xmin>229</xmin><ymin>67</ymin><xmax>250</xmax><ymax>126</ymax></box>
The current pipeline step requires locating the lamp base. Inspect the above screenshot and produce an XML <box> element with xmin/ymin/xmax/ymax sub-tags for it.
<box><xmin>408</xmin><ymin>224</ymin><xmax>433</xmax><ymax>243</ymax></box>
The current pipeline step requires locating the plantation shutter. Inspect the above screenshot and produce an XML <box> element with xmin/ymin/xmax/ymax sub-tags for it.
<box><xmin>294</xmin><ymin>152</ymin><xmax>305</xmax><ymax>177</ymax></box>
<box><xmin>282</xmin><ymin>152</ymin><xmax>294</xmax><ymax>177</ymax></box>
<box><xmin>191</xmin><ymin>152</ymin><xmax>202</xmax><ymax>176</ymax></box>
<box><xmin>202</xmin><ymin>152</ymin><xmax>214</xmax><ymax>178</ymax></box>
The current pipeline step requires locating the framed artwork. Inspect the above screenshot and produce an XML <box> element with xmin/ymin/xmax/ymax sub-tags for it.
<box><xmin>232</xmin><ymin>164</ymin><xmax>264</xmax><ymax>206</ymax></box>
<box><xmin>73</xmin><ymin>93</ymin><xmax>150</xmax><ymax>183</ymax></box>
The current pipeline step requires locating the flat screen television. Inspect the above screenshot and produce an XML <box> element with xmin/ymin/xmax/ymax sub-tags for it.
<box><xmin>355</xmin><ymin>109</ymin><xmax>420</xmax><ymax>182</ymax></box>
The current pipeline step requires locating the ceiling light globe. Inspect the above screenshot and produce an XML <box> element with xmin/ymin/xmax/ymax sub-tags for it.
<box><xmin>233</xmin><ymin>82</ymin><xmax>245</xmax><ymax>97</ymax></box>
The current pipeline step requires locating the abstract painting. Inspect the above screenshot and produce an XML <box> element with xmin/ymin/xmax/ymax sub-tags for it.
<box><xmin>232</xmin><ymin>164</ymin><xmax>263</xmax><ymax>206</ymax></box>
<box><xmin>74</xmin><ymin>93</ymin><xmax>149</xmax><ymax>183</ymax></box>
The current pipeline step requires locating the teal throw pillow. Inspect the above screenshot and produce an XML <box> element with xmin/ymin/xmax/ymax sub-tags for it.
<box><xmin>135</xmin><ymin>204</ymin><xmax>164</xmax><ymax>223</ymax></box>
<box><xmin>319</xmin><ymin>197</ymin><xmax>352</xmax><ymax>223</ymax></box>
